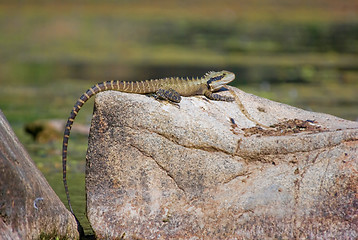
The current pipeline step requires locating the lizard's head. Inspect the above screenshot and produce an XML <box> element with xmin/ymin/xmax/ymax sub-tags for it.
<box><xmin>205</xmin><ymin>70</ymin><xmax>235</xmax><ymax>92</ymax></box>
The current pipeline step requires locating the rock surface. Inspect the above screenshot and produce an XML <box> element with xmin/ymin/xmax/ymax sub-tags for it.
<box><xmin>0</xmin><ymin>110</ymin><xmax>79</xmax><ymax>240</ymax></box>
<box><xmin>86</xmin><ymin>87</ymin><xmax>358</xmax><ymax>239</ymax></box>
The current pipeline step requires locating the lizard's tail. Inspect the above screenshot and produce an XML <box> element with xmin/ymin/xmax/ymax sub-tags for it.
<box><xmin>62</xmin><ymin>81</ymin><xmax>127</xmax><ymax>231</ymax></box>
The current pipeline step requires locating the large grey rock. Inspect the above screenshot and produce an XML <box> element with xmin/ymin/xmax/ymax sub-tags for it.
<box><xmin>0</xmin><ymin>110</ymin><xmax>79</xmax><ymax>240</ymax></box>
<box><xmin>86</xmin><ymin>87</ymin><xmax>358</xmax><ymax>239</ymax></box>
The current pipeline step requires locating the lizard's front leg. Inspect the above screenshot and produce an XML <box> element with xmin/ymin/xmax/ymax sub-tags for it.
<box><xmin>204</xmin><ymin>90</ymin><xmax>235</xmax><ymax>102</ymax></box>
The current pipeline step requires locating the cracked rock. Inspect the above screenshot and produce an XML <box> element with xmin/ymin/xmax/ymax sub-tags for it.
<box><xmin>86</xmin><ymin>86</ymin><xmax>358</xmax><ymax>239</ymax></box>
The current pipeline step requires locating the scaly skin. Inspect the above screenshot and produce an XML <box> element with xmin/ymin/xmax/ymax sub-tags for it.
<box><xmin>62</xmin><ymin>70</ymin><xmax>235</xmax><ymax>230</ymax></box>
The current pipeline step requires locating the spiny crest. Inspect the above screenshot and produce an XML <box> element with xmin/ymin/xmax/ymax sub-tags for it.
<box><xmin>167</xmin><ymin>76</ymin><xmax>199</xmax><ymax>81</ymax></box>
<box><xmin>146</xmin><ymin>76</ymin><xmax>200</xmax><ymax>82</ymax></box>
<box><xmin>204</xmin><ymin>70</ymin><xmax>226</xmax><ymax>81</ymax></box>
<box><xmin>205</xmin><ymin>71</ymin><xmax>216</xmax><ymax>77</ymax></box>
<box><xmin>161</xmin><ymin>76</ymin><xmax>200</xmax><ymax>81</ymax></box>
<box><xmin>180</xmin><ymin>76</ymin><xmax>200</xmax><ymax>81</ymax></box>
<box><xmin>205</xmin><ymin>71</ymin><xmax>226</xmax><ymax>84</ymax></box>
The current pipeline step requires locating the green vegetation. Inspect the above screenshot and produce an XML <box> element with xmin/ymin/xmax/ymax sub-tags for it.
<box><xmin>0</xmin><ymin>0</ymin><xmax>357</xmax><ymax>238</ymax></box>
<box><xmin>37</xmin><ymin>233</ymin><xmax>68</xmax><ymax>240</ymax></box>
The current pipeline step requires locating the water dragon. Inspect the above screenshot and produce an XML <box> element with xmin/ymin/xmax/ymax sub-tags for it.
<box><xmin>62</xmin><ymin>70</ymin><xmax>235</xmax><ymax>230</ymax></box>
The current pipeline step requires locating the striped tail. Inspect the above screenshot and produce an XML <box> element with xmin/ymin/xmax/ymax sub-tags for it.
<box><xmin>62</xmin><ymin>80</ymin><xmax>128</xmax><ymax>216</ymax></box>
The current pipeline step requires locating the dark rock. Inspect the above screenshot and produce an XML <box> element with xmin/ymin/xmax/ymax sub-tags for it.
<box><xmin>25</xmin><ymin>119</ymin><xmax>89</xmax><ymax>143</ymax></box>
<box><xmin>85</xmin><ymin>87</ymin><xmax>358</xmax><ymax>239</ymax></box>
<box><xmin>0</xmin><ymin>110</ymin><xmax>79</xmax><ymax>239</ymax></box>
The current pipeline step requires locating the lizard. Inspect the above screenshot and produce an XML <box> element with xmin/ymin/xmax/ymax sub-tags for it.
<box><xmin>62</xmin><ymin>70</ymin><xmax>235</xmax><ymax>231</ymax></box>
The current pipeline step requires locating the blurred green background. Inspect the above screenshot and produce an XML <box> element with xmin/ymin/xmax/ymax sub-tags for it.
<box><xmin>1</xmin><ymin>0</ymin><xmax>357</xmax><ymax>236</ymax></box>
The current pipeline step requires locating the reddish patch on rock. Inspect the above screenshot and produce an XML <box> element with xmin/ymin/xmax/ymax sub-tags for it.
<box><xmin>242</xmin><ymin>119</ymin><xmax>327</xmax><ymax>137</ymax></box>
